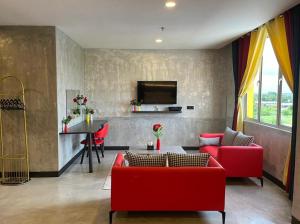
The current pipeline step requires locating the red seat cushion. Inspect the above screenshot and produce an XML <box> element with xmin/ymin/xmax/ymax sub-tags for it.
<box><xmin>81</xmin><ymin>139</ymin><xmax>104</xmax><ymax>145</ymax></box>
<box><xmin>199</xmin><ymin>145</ymin><xmax>219</xmax><ymax>159</ymax></box>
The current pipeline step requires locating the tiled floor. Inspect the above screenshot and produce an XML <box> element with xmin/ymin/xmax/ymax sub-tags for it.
<box><xmin>0</xmin><ymin>150</ymin><xmax>292</xmax><ymax>224</ymax></box>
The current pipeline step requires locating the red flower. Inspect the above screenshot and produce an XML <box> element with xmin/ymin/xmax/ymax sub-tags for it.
<box><xmin>83</xmin><ymin>97</ymin><xmax>88</xmax><ymax>103</ymax></box>
<box><xmin>73</xmin><ymin>98</ymin><xmax>77</xmax><ymax>103</ymax></box>
<box><xmin>153</xmin><ymin>123</ymin><xmax>162</xmax><ymax>132</ymax></box>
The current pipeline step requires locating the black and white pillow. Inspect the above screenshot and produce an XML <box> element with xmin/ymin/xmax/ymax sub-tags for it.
<box><xmin>167</xmin><ymin>153</ymin><xmax>210</xmax><ymax>167</ymax></box>
<box><xmin>125</xmin><ymin>151</ymin><xmax>167</xmax><ymax>167</ymax></box>
<box><xmin>221</xmin><ymin>127</ymin><xmax>238</xmax><ymax>146</ymax></box>
<box><xmin>199</xmin><ymin>137</ymin><xmax>220</xmax><ymax>147</ymax></box>
<box><xmin>232</xmin><ymin>132</ymin><xmax>254</xmax><ymax>146</ymax></box>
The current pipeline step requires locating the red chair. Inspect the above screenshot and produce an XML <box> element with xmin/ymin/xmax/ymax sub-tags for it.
<box><xmin>80</xmin><ymin>123</ymin><xmax>109</xmax><ymax>164</ymax></box>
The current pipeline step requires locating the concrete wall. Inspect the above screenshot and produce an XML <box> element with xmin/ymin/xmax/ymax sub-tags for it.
<box><xmin>0</xmin><ymin>26</ymin><xmax>58</xmax><ymax>171</ymax></box>
<box><xmin>55</xmin><ymin>28</ymin><xmax>85</xmax><ymax>170</ymax></box>
<box><xmin>244</xmin><ymin>121</ymin><xmax>291</xmax><ymax>181</ymax></box>
<box><xmin>84</xmin><ymin>47</ymin><xmax>234</xmax><ymax>147</ymax></box>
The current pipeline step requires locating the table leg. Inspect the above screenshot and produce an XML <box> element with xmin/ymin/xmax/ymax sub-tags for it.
<box><xmin>88</xmin><ymin>133</ymin><xmax>93</xmax><ymax>173</ymax></box>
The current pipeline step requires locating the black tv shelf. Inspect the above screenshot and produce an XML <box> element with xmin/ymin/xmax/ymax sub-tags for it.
<box><xmin>131</xmin><ymin>111</ymin><xmax>182</xmax><ymax>114</ymax></box>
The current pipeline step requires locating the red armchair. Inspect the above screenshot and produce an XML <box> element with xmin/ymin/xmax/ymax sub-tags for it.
<box><xmin>199</xmin><ymin>133</ymin><xmax>263</xmax><ymax>186</ymax></box>
<box><xmin>110</xmin><ymin>153</ymin><xmax>226</xmax><ymax>224</ymax></box>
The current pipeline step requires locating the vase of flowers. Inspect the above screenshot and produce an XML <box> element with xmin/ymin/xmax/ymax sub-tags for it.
<box><xmin>62</xmin><ymin>115</ymin><xmax>73</xmax><ymax>132</ymax></box>
<box><xmin>130</xmin><ymin>99</ymin><xmax>141</xmax><ymax>112</ymax></box>
<box><xmin>72</xmin><ymin>95</ymin><xmax>88</xmax><ymax>117</ymax></box>
<box><xmin>85</xmin><ymin>107</ymin><xmax>95</xmax><ymax>123</ymax></box>
<box><xmin>73</xmin><ymin>94</ymin><xmax>87</xmax><ymax>107</ymax></box>
<box><xmin>153</xmin><ymin>123</ymin><xmax>163</xmax><ymax>150</ymax></box>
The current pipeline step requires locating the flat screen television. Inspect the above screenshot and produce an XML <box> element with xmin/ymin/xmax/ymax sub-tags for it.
<box><xmin>137</xmin><ymin>81</ymin><xmax>177</xmax><ymax>104</ymax></box>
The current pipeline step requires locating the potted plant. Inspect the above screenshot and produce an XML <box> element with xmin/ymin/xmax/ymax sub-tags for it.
<box><xmin>153</xmin><ymin>123</ymin><xmax>163</xmax><ymax>150</ymax></box>
<box><xmin>130</xmin><ymin>99</ymin><xmax>142</xmax><ymax>112</ymax></box>
<box><xmin>62</xmin><ymin>115</ymin><xmax>73</xmax><ymax>132</ymax></box>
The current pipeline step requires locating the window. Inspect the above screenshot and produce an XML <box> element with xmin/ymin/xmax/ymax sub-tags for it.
<box><xmin>245</xmin><ymin>38</ymin><xmax>293</xmax><ymax>128</ymax></box>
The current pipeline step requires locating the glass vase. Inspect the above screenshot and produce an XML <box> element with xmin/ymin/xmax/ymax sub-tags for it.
<box><xmin>64</xmin><ymin>124</ymin><xmax>68</xmax><ymax>133</ymax></box>
<box><xmin>156</xmin><ymin>138</ymin><xmax>160</xmax><ymax>150</ymax></box>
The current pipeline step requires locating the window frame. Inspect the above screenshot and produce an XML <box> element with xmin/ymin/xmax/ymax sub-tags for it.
<box><xmin>244</xmin><ymin>51</ymin><xmax>292</xmax><ymax>131</ymax></box>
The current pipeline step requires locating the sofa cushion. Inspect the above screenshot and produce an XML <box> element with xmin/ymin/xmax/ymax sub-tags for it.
<box><xmin>167</xmin><ymin>153</ymin><xmax>210</xmax><ymax>167</ymax></box>
<box><xmin>200</xmin><ymin>145</ymin><xmax>219</xmax><ymax>159</ymax></box>
<box><xmin>233</xmin><ymin>132</ymin><xmax>254</xmax><ymax>146</ymax></box>
<box><xmin>199</xmin><ymin>137</ymin><xmax>220</xmax><ymax>147</ymax></box>
<box><xmin>125</xmin><ymin>151</ymin><xmax>167</xmax><ymax>167</ymax></box>
<box><xmin>221</xmin><ymin>127</ymin><xmax>238</xmax><ymax>146</ymax></box>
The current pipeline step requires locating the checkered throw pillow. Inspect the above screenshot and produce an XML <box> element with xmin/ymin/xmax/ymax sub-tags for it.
<box><xmin>167</xmin><ymin>153</ymin><xmax>210</xmax><ymax>167</ymax></box>
<box><xmin>125</xmin><ymin>151</ymin><xmax>167</xmax><ymax>167</ymax></box>
<box><xmin>233</xmin><ymin>132</ymin><xmax>254</xmax><ymax>146</ymax></box>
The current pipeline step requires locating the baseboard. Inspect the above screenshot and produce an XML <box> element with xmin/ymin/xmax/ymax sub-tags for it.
<box><xmin>30</xmin><ymin>171</ymin><xmax>59</xmax><ymax>177</ymax></box>
<box><xmin>182</xmin><ymin>146</ymin><xmax>199</xmax><ymax>150</ymax></box>
<box><xmin>58</xmin><ymin>148</ymin><xmax>84</xmax><ymax>176</ymax></box>
<box><xmin>292</xmin><ymin>216</ymin><xmax>300</xmax><ymax>224</ymax></box>
<box><xmin>29</xmin><ymin>148</ymin><xmax>84</xmax><ymax>178</ymax></box>
<box><xmin>104</xmin><ymin>146</ymin><xmax>129</xmax><ymax>150</ymax></box>
<box><xmin>263</xmin><ymin>171</ymin><xmax>285</xmax><ymax>190</ymax></box>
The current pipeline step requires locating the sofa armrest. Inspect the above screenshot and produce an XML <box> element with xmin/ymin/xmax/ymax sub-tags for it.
<box><xmin>113</xmin><ymin>153</ymin><xmax>124</xmax><ymax>167</ymax></box>
<box><xmin>218</xmin><ymin>146</ymin><xmax>263</xmax><ymax>177</ymax></box>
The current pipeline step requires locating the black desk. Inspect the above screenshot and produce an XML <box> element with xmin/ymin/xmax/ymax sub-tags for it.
<box><xmin>60</xmin><ymin>120</ymin><xmax>107</xmax><ymax>173</ymax></box>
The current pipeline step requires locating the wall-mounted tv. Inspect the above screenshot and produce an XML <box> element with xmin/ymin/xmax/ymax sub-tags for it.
<box><xmin>137</xmin><ymin>81</ymin><xmax>177</xmax><ymax>104</ymax></box>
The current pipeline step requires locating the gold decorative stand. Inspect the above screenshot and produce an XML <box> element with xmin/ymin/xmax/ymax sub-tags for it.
<box><xmin>0</xmin><ymin>75</ymin><xmax>29</xmax><ymax>184</ymax></box>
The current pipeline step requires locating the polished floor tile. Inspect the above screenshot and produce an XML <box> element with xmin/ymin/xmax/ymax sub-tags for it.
<box><xmin>0</xmin><ymin>150</ymin><xmax>292</xmax><ymax>224</ymax></box>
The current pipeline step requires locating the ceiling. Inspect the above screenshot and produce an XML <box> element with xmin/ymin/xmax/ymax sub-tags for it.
<box><xmin>0</xmin><ymin>0</ymin><xmax>299</xmax><ymax>49</ymax></box>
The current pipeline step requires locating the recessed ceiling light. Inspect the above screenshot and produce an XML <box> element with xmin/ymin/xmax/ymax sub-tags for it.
<box><xmin>155</xmin><ymin>39</ymin><xmax>163</xmax><ymax>43</ymax></box>
<box><xmin>165</xmin><ymin>1</ymin><xmax>176</xmax><ymax>8</ymax></box>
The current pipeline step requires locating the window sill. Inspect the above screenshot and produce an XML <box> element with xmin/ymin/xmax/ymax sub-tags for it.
<box><xmin>244</xmin><ymin>119</ymin><xmax>292</xmax><ymax>134</ymax></box>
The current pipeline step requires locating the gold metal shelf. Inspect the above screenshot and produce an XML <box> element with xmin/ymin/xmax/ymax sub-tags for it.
<box><xmin>0</xmin><ymin>75</ymin><xmax>30</xmax><ymax>185</ymax></box>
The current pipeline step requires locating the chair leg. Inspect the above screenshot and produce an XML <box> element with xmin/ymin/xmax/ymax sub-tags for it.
<box><xmin>95</xmin><ymin>145</ymin><xmax>101</xmax><ymax>164</ymax></box>
<box><xmin>109</xmin><ymin>210</ymin><xmax>115</xmax><ymax>224</ymax></box>
<box><xmin>80</xmin><ymin>147</ymin><xmax>86</xmax><ymax>164</ymax></box>
<box><xmin>101</xmin><ymin>143</ymin><xmax>104</xmax><ymax>158</ymax></box>
<box><xmin>258</xmin><ymin>177</ymin><xmax>264</xmax><ymax>187</ymax></box>
<box><xmin>219</xmin><ymin>211</ymin><xmax>226</xmax><ymax>224</ymax></box>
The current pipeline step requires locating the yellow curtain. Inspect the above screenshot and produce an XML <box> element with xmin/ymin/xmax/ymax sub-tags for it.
<box><xmin>266</xmin><ymin>15</ymin><xmax>294</xmax><ymax>187</ymax></box>
<box><xmin>283</xmin><ymin>142</ymin><xmax>291</xmax><ymax>185</ymax></box>
<box><xmin>236</xmin><ymin>26</ymin><xmax>268</xmax><ymax>131</ymax></box>
<box><xmin>266</xmin><ymin>16</ymin><xmax>294</xmax><ymax>91</ymax></box>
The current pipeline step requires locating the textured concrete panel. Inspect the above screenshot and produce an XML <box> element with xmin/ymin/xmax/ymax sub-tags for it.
<box><xmin>55</xmin><ymin>28</ymin><xmax>85</xmax><ymax>170</ymax></box>
<box><xmin>0</xmin><ymin>26</ymin><xmax>58</xmax><ymax>171</ymax></box>
<box><xmin>244</xmin><ymin>121</ymin><xmax>291</xmax><ymax>181</ymax></box>
<box><xmin>85</xmin><ymin>48</ymin><xmax>234</xmax><ymax>146</ymax></box>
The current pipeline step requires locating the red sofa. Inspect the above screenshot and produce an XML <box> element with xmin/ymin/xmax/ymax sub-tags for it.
<box><xmin>199</xmin><ymin>133</ymin><xmax>263</xmax><ymax>186</ymax></box>
<box><xmin>110</xmin><ymin>152</ymin><xmax>226</xmax><ymax>224</ymax></box>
